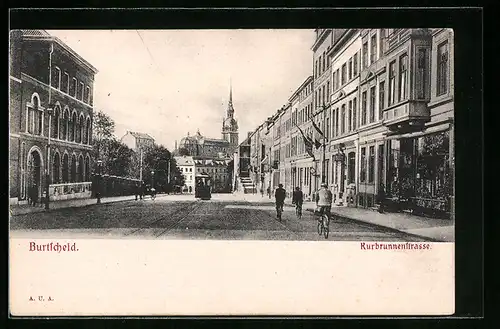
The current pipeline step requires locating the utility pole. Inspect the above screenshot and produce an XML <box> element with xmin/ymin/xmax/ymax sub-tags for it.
<box><xmin>321</xmin><ymin>102</ymin><xmax>327</xmax><ymax>184</ymax></box>
<box><xmin>167</xmin><ymin>158</ymin><xmax>171</xmax><ymax>184</ymax></box>
<box><xmin>139</xmin><ymin>148</ymin><xmax>143</xmax><ymax>181</ymax></box>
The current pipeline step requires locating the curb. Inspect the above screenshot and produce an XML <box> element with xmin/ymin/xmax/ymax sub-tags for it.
<box><xmin>305</xmin><ymin>208</ymin><xmax>443</xmax><ymax>242</ymax></box>
<box><xmin>10</xmin><ymin>196</ymin><xmax>138</xmax><ymax>216</ymax></box>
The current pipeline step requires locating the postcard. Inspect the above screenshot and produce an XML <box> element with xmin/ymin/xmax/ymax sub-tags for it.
<box><xmin>9</xmin><ymin>27</ymin><xmax>455</xmax><ymax>316</ymax></box>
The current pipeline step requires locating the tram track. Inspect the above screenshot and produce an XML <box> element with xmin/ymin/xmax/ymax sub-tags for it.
<box><xmin>124</xmin><ymin>200</ymin><xmax>200</xmax><ymax>237</ymax></box>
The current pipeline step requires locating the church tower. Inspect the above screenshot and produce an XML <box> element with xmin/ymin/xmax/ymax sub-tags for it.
<box><xmin>221</xmin><ymin>81</ymin><xmax>239</xmax><ymax>147</ymax></box>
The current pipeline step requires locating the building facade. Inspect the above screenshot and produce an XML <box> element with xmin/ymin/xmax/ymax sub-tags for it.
<box><xmin>9</xmin><ymin>30</ymin><xmax>98</xmax><ymax>203</ymax></box>
<box><xmin>174</xmin><ymin>155</ymin><xmax>195</xmax><ymax>193</ymax></box>
<box><xmin>174</xmin><ymin>155</ymin><xmax>232</xmax><ymax>193</ymax></box>
<box><xmin>120</xmin><ymin>131</ymin><xmax>155</xmax><ymax>151</ymax></box>
<box><xmin>247</xmin><ymin>28</ymin><xmax>454</xmax><ymax>219</ymax></box>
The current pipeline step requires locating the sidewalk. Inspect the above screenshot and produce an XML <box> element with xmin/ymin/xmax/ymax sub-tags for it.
<box><xmin>303</xmin><ymin>202</ymin><xmax>454</xmax><ymax>242</ymax></box>
<box><xmin>10</xmin><ymin>195</ymin><xmax>138</xmax><ymax>216</ymax></box>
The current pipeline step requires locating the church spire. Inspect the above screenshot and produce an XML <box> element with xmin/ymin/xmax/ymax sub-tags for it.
<box><xmin>229</xmin><ymin>78</ymin><xmax>233</xmax><ymax>105</ymax></box>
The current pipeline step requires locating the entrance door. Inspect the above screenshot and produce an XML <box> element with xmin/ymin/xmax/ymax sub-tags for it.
<box><xmin>347</xmin><ymin>152</ymin><xmax>355</xmax><ymax>184</ymax></box>
<box><xmin>27</xmin><ymin>150</ymin><xmax>42</xmax><ymax>199</ymax></box>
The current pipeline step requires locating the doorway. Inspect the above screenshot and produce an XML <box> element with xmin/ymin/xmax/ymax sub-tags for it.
<box><xmin>27</xmin><ymin>149</ymin><xmax>42</xmax><ymax>199</ymax></box>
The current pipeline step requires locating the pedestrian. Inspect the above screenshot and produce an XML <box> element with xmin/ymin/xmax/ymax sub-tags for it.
<box><xmin>274</xmin><ymin>184</ymin><xmax>286</xmax><ymax>220</ymax></box>
<box><xmin>135</xmin><ymin>183</ymin><xmax>139</xmax><ymax>200</ymax></box>
<box><xmin>377</xmin><ymin>183</ymin><xmax>386</xmax><ymax>214</ymax></box>
<box><xmin>31</xmin><ymin>184</ymin><xmax>38</xmax><ymax>207</ymax></box>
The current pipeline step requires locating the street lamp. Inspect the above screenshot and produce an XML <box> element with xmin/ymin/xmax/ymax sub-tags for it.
<box><xmin>96</xmin><ymin>160</ymin><xmax>103</xmax><ymax>204</ymax></box>
<box><xmin>45</xmin><ymin>106</ymin><xmax>54</xmax><ymax>210</ymax></box>
<box><xmin>151</xmin><ymin>170</ymin><xmax>155</xmax><ymax>190</ymax></box>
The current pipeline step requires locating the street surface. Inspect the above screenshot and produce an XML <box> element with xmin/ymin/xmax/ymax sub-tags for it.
<box><xmin>10</xmin><ymin>194</ymin><xmax>423</xmax><ymax>241</ymax></box>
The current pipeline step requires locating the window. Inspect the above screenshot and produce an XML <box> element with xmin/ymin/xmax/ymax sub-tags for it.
<box><xmin>341</xmin><ymin>104</ymin><xmax>346</xmax><ymax>135</ymax></box>
<box><xmin>72</xmin><ymin>78</ymin><xmax>77</xmax><ymax>98</ymax></box>
<box><xmin>326</xmin><ymin>81</ymin><xmax>330</xmax><ymax>103</ymax></box>
<box><xmin>370</xmin><ymin>86</ymin><xmax>376</xmax><ymax>123</ymax></box>
<box><xmin>399</xmin><ymin>54</ymin><xmax>408</xmax><ymax>101</ymax></box>
<box><xmin>79</xmin><ymin>82</ymin><xmax>84</xmax><ymax>101</ymax></box>
<box><xmin>335</xmin><ymin>69</ymin><xmax>340</xmax><ymax>90</ymax></box>
<box><xmin>368</xmin><ymin>146</ymin><xmax>375</xmax><ymax>183</ymax></box>
<box><xmin>379</xmin><ymin>81</ymin><xmax>385</xmax><ymax>119</ymax></box>
<box><xmin>332</xmin><ymin>71</ymin><xmax>337</xmax><ymax>90</ymax></box>
<box><xmin>380</xmin><ymin>29</ymin><xmax>388</xmax><ymax>56</ymax></box>
<box><xmin>322</xmin><ymin>52</ymin><xmax>326</xmax><ymax>72</ymax></box>
<box><xmin>348</xmin><ymin>100</ymin><xmax>353</xmax><ymax>132</ymax></box>
<box><xmin>341</xmin><ymin>64</ymin><xmax>347</xmax><ymax>85</ymax></box>
<box><xmin>370</xmin><ymin>34</ymin><xmax>377</xmax><ymax>64</ymax></box>
<box><xmin>353</xmin><ymin>53</ymin><xmax>358</xmax><ymax>76</ymax></box>
<box><xmin>315</xmin><ymin>60</ymin><xmax>318</xmax><ymax>78</ymax></box>
<box><xmin>85</xmin><ymin>86</ymin><xmax>90</xmax><ymax>104</ymax></box>
<box><xmin>437</xmin><ymin>41</ymin><xmax>449</xmax><ymax>96</ymax></box>
<box><xmin>335</xmin><ymin>108</ymin><xmax>339</xmax><ymax>137</ymax></box>
<box><xmin>63</xmin><ymin>72</ymin><xmax>69</xmax><ymax>93</ymax></box>
<box><xmin>388</xmin><ymin>61</ymin><xmax>396</xmax><ymax>105</ymax></box>
<box><xmin>417</xmin><ymin>48</ymin><xmax>429</xmax><ymax>99</ymax></box>
<box><xmin>361</xmin><ymin>91</ymin><xmax>367</xmax><ymax>126</ymax></box>
<box><xmin>360</xmin><ymin>147</ymin><xmax>366</xmax><ymax>182</ymax></box>
<box><xmin>348</xmin><ymin>58</ymin><xmax>353</xmax><ymax>80</ymax></box>
<box><xmin>362</xmin><ymin>42</ymin><xmax>368</xmax><ymax>68</ymax></box>
<box><xmin>52</xmin><ymin>67</ymin><xmax>61</xmax><ymax>89</ymax></box>
<box><xmin>352</xmin><ymin>97</ymin><xmax>357</xmax><ymax>130</ymax></box>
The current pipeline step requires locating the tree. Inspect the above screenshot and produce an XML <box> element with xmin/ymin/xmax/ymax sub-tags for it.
<box><xmin>103</xmin><ymin>138</ymin><xmax>134</xmax><ymax>177</ymax></box>
<box><xmin>141</xmin><ymin>144</ymin><xmax>185</xmax><ymax>193</ymax></box>
<box><xmin>92</xmin><ymin>110</ymin><xmax>115</xmax><ymax>161</ymax></box>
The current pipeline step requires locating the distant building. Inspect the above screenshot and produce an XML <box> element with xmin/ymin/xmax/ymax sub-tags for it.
<box><xmin>120</xmin><ymin>130</ymin><xmax>155</xmax><ymax>151</ymax></box>
<box><xmin>174</xmin><ymin>155</ymin><xmax>195</xmax><ymax>193</ymax></box>
<box><xmin>9</xmin><ymin>29</ymin><xmax>98</xmax><ymax>203</ymax></box>
<box><xmin>175</xmin><ymin>84</ymin><xmax>239</xmax><ymax>158</ymax></box>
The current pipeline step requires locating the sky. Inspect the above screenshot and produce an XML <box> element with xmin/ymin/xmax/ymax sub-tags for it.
<box><xmin>47</xmin><ymin>29</ymin><xmax>315</xmax><ymax>151</ymax></box>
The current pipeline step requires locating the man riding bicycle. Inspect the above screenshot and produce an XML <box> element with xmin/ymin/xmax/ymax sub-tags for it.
<box><xmin>315</xmin><ymin>183</ymin><xmax>333</xmax><ymax>221</ymax></box>
<box><xmin>274</xmin><ymin>184</ymin><xmax>286</xmax><ymax>220</ymax></box>
<box><xmin>292</xmin><ymin>187</ymin><xmax>304</xmax><ymax>216</ymax></box>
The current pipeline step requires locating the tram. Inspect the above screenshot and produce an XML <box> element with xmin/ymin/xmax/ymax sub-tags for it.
<box><xmin>194</xmin><ymin>173</ymin><xmax>212</xmax><ymax>200</ymax></box>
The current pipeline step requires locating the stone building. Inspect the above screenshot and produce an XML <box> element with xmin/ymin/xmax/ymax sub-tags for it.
<box><xmin>120</xmin><ymin>131</ymin><xmax>155</xmax><ymax>152</ymax></box>
<box><xmin>9</xmin><ymin>30</ymin><xmax>98</xmax><ymax>203</ymax></box>
<box><xmin>248</xmin><ymin>28</ymin><xmax>454</xmax><ymax>219</ymax></box>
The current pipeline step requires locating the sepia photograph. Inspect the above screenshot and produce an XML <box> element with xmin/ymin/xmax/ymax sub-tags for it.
<box><xmin>9</xmin><ymin>25</ymin><xmax>458</xmax><ymax>316</ymax></box>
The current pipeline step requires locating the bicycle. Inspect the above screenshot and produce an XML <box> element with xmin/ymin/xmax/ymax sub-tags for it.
<box><xmin>276</xmin><ymin>203</ymin><xmax>284</xmax><ymax>221</ymax></box>
<box><xmin>295</xmin><ymin>203</ymin><xmax>302</xmax><ymax>219</ymax></box>
<box><xmin>316</xmin><ymin>210</ymin><xmax>330</xmax><ymax>239</ymax></box>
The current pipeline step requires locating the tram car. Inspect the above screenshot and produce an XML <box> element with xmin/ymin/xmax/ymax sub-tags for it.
<box><xmin>194</xmin><ymin>173</ymin><xmax>212</xmax><ymax>200</ymax></box>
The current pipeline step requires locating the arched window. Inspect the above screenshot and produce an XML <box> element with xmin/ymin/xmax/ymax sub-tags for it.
<box><xmin>52</xmin><ymin>106</ymin><xmax>60</xmax><ymax>139</ymax></box>
<box><xmin>78</xmin><ymin>115</ymin><xmax>84</xmax><ymax>143</ymax></box>
<box><xmin>78</xmin><ymin>155</ymin><xmax>84</xmax><ymax>182</ymax></box>
<box><xmin>61</xmin><ymin>108</ymin><xmax>69</xmax><ymax>140</ymax></box>
<box><xmin>62</xmin><ymin>153</ymin><xmax>69</xmax><ymax>183</ymax></box>
<box><xmin>52</xmin><ymin>152</ymin><xmax>60</xmax><ymax>184</ymax></box>
<box><xmin>70</xmin><ymin>112</ymin><xmax>77</xmax><ymax>142</ymax></box>
<box><xmin>86</xmin><ymin>118</ymin><xmax>92</xmax><ymax>144</ymax></box>
<box><xmin>85</xmin><ymin>156</ymin><xmax>91</xmax><ymax>181</ymax></box>
<box><xmin>71</xmin><ymin>154</ymin><xmax>77</xmax><ymax>182</ymax></box>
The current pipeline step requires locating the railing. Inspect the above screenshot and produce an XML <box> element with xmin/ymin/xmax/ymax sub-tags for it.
<box><xmin>49</xmin><ymin>182</ymin><xmax>92</xmax><ymax>196</ymax></box>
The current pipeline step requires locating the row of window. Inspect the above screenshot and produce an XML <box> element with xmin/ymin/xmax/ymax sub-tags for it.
<box><xmin>26</xmin><ymin>99</ymin><xmax>92</xmax><ymax>145</ymax></box>
<box><xmin>332</xmin><ymin>52</ymin><xmax>359</xmax><ymax>93</ymax></box>
<box><xmin>314</xmin><ymin>47</ymin><xmax>331</xmax><ymax>78</ymax></box>
<box><xmin>51</xmin><ymin>67</ymin><xmax>92</xmax><ymax>105</ymax></box>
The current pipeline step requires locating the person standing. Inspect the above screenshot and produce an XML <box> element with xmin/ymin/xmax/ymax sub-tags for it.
<box><xmin>274</xmin><ymin>184</ymin><xmax>286</xmax><ymax>220</ymax></box>
<box><xmin>292</xmin><ymin>187</ymin><xmax>304</xmax><ymax>216</ymax></box>
<box><xmin>377</xmin><ymin>183</ymin><xmax>386</xmax><ymax>214</ymax></box>
<box><xmin>31</xmin><ymin>184</ymin><xmax>39</xmax><ymax>207</ymax></box>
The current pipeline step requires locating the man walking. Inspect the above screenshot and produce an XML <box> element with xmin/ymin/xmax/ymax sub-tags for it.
<box><xmin>274</xmin><ymin>184</ymin><xmax>286</xmax><ymax>220</ymax></box>
<box><xmin>292</xmin><ymin>187</ymin><xmax>304</xmax><ymax>217</ymax></box>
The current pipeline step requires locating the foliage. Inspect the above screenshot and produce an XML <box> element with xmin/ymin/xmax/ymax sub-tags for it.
<box><xmin>92</xmin><ymin>110</ymin><xmax>116</xmax><ymax>160</ymax></box>
<box><xmin>102</xmin><ymin>138</ymin><xmax>134</xmax><ymax>177</ymax></box>
<box><xmin>141</xmin><ymin>144</ymin><xmax>184</xmax><ymax>192</ymax></box>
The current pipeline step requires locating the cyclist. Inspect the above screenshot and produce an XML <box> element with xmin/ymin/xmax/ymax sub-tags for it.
<box><xmin>292</xmin><ymin>187</ymin><xmax>304</xmax><ymax>217</ymax></box>
<box><xmin>315</xmin><ymin>183</ymin><xmax>333</xmax><ymax>222</ymax></box>
<box><xmin>274</xmin><ymin>184</ymin><xmax>286</xmax><ymax>220</ymax></box>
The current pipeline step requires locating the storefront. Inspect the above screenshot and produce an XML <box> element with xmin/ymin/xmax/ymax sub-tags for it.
<box><xmin>385</xmin><ymin>127</ymin><xmax>452</xmax><ymax>218</ymax></box>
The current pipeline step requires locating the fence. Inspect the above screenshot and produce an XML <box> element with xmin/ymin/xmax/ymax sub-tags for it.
<box><xmin>91</xmin><ymin>174</ymin><xmax>142</xmax><ymax>198</ymax></box>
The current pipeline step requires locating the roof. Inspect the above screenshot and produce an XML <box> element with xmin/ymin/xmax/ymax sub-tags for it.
<box><xmin>20</xmin><ymin>30</ymin><xmax>50</xmax><ymax>37</ymax></box>
<box><xmin>127</xmin><ymin>131</ymin><xmax>155</xmax><ymax>140</ymax></box>
<box><xmin>289</xmin><ymin>76</ymin><xmax>314</xmax><ymax>102</ymax></box>
<box><xmin>174</xmin><ymin>156</ymin><xmax>194</xmax><ymax>166</ymax></box>
<box><xmin>15</xmin><ymin>29</ymin><xmax>98</xmax><ymax>74</ymax></box>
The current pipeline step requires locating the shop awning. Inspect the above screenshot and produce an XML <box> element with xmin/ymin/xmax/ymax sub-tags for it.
<box><xmin>384</xmin><ymin>122</ymin><xmax>451</xmax><ymax>140</ymax></box>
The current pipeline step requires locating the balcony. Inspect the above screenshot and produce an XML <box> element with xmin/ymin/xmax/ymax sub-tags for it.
<box><xmin>49</xmin><ymin>181</ymin><xmax>92</xmax><ymax>201</ymax></box>
<box><xmin>383</xmin><ymin>100</ymin><xmax>430</xmax><ymax>133</ymax></box>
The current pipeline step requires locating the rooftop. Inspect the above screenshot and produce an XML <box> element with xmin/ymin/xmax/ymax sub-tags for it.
<box><xmin>127</xmin><ymin>131</ymin><xmax>155</xmax><ymax>140</ymax></box>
